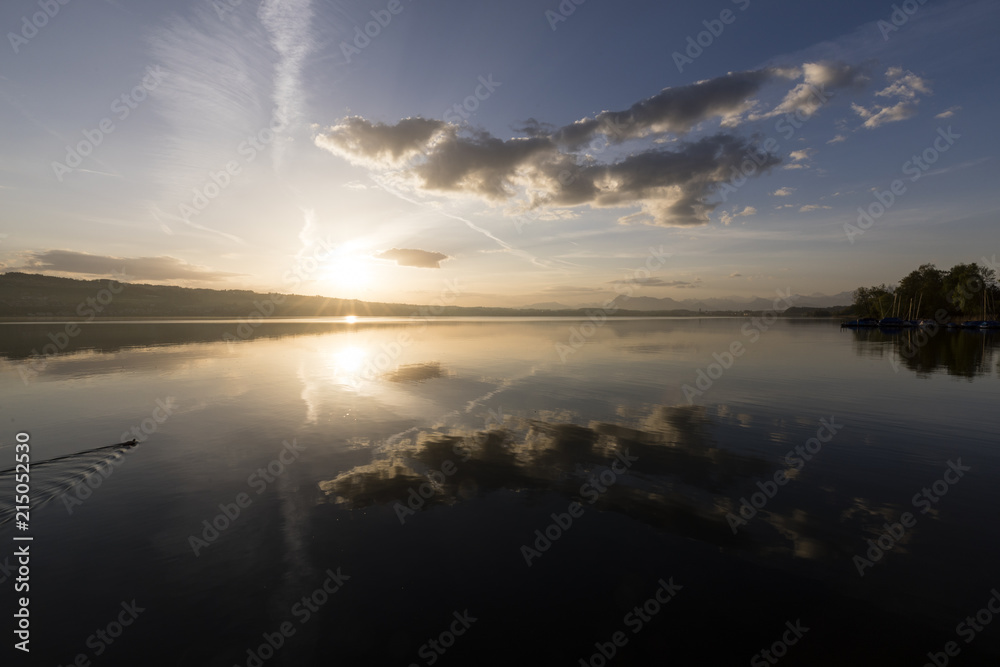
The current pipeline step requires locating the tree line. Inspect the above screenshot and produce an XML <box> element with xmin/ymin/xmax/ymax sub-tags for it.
<box><xmin>852</xmin><ymin>262</ymin><xmax>999</xmax><ymax>320</ymax></box>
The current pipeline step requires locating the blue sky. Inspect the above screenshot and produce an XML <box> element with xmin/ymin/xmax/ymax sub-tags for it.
<box><xmin>1</xmin><ymin>0</ymin><xmax>998</xmax><ymax>307</ymax></box>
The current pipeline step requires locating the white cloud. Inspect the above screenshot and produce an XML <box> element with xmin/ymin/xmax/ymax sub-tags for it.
<box><xmin>719</xmin><ymin>205</ymin><xmax>756</xmax><ymax>225</ymax></box>
<box><xmin>772</xmin><ymin>187</ymin><xmax>795</xmax><ymax>197</ymax></box>
<box><xmin>764</xmin><ymin>61</ymin><xmax>869</xmax><ymax>119</ymax></box>
<box><xmin>853</xmin><ymin>68</ymin><xmax>931</xmax><ymax>129</ymax></box>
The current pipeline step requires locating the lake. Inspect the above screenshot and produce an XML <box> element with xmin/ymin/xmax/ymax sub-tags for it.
<box><xmin>2</xmin><ymin>318</ymin><xmax>999</xmax><ymax>665</ymax></box>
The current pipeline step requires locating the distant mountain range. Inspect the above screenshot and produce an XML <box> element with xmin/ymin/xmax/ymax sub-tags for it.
<box><xmin>524</xmin><ymin>292</ymin><xmax>853</xmax><ymax>312</ymax></box>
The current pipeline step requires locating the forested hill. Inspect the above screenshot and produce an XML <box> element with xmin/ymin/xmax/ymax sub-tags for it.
<box><xmin>0</xmin><ymin>272</ymin><xmax>847</xmax><ymax>319</ymax></box>
<box><xmin>0</xmin><ymin>272</ymin><xmax>420</xmax><ymax>318</ymax></box>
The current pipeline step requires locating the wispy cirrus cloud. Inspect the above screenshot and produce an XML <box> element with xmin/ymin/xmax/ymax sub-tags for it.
<box><xmin>259</xmin><ymin>0</ymin><xmax>314</xmax><ymax>142</ymax></box>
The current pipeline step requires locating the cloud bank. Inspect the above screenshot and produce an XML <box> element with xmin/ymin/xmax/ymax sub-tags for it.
<box><xmin>317</xmin><ymin>62</ymin><xmax>874</xmax><ymax>227</ymax></box>
<box><xmin>19</xmin><ymin>250</ymin><xmax>240</xmax><ymax>281</ymax></box>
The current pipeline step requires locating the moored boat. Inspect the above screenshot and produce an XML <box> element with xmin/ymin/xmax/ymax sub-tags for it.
<box><xmin>878</xmin><ymin>317</ymin><xmax>910</xmax><ymax>327</ymax></box>
<box><xmin>841</xmin><ymin>317</ymin><xmax>879</xmax><ymax>328</ymax></box>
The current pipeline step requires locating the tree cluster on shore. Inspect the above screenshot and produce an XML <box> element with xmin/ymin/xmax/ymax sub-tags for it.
<box><xmin>852</xmin><ymin>263</ymin><xmax>999</xmax><ymax>320</ymax></box>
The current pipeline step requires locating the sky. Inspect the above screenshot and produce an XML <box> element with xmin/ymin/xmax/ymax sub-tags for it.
<box><xmin>1</xmin><ymin>0</ymin><xmax>998</xmax><ymax>308</ymax></box>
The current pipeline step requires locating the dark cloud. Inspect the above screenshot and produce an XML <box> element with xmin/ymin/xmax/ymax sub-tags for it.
<box><xmin>319</xmin><ymin>121</ymin><xmax>778</xmax><ymax>226</ymax></box>
<box><xmin>374</xmin><ymin>248</ymin><xmax>450</xmax><ymax>268</ymax></box>
<box><xmin>315</xmin><ymin>63</ymin><xmax>869</xmax><ymax>227</ymax></box>
<box><xmin>316</xmin><ymin>116</ymin><xmax>448</xmax><ymax>165</ymax></box>
<box><xmin>413</xmin><ymin>132</ymin><xmax>555</xmax><ymax>200</ymax></box>
<box><xmin>512</xmin><ymin>118</ymin><xmax>556</xmax><ymax>138</ymax></box>
<box><xmin>19</xmin><ymin>250</ymin><xmax>240</xmax><ymax>281</ymax></box>
<box><xmin>542</xmin><ymin>134</ymin><xmax>781</xmax><ymax>226</ymax></box>
<box><xmin>550</xmin><ymin>68</ymin><xmax>778</xmax><ymax>150</ymax></box>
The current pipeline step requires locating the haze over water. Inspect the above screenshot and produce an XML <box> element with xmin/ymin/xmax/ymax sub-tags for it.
<box><xmin>2</xmin><ymin>318</ymin><xmax>999</xmax><ymax>665</ymax></box>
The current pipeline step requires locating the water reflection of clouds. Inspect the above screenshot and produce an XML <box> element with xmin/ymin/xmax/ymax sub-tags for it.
<box><xmin>316</xmin><ymin>390</ymin><xmax>982</xmax><ymax>590</ymax></box>
<box><xmin>319</xmin><ymin>404</ymin><xmax>779</xmax><ymax>549</ymax></box>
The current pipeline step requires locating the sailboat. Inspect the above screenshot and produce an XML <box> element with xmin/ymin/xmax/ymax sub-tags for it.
<box><xmin>979</xmin><ymin>289</ymin><xmax>999</xmax><ymax>329</ymax></box>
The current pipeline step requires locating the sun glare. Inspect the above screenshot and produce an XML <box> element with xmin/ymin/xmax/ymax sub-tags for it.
<box><xmin>322</xmin><ymin>253</ymin><xmax>374</xmax><ymax>294</ymax></box>
<box><xmin>334</xmin><ymin>345</ymin><xmax>367</xmax><ymax>375</ymax></box>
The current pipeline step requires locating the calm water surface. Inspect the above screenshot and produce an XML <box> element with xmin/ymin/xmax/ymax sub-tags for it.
<box><xmin>1</xmin><ymin>318</ymin><xmax>999</xmax><ymax>665</ymax></box>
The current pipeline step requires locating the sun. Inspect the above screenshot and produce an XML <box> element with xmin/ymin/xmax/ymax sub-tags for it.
<box><xmin>320</xmin><ymin>252</ymin><xmax>374</xmax><ymax>295</ymax></box>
